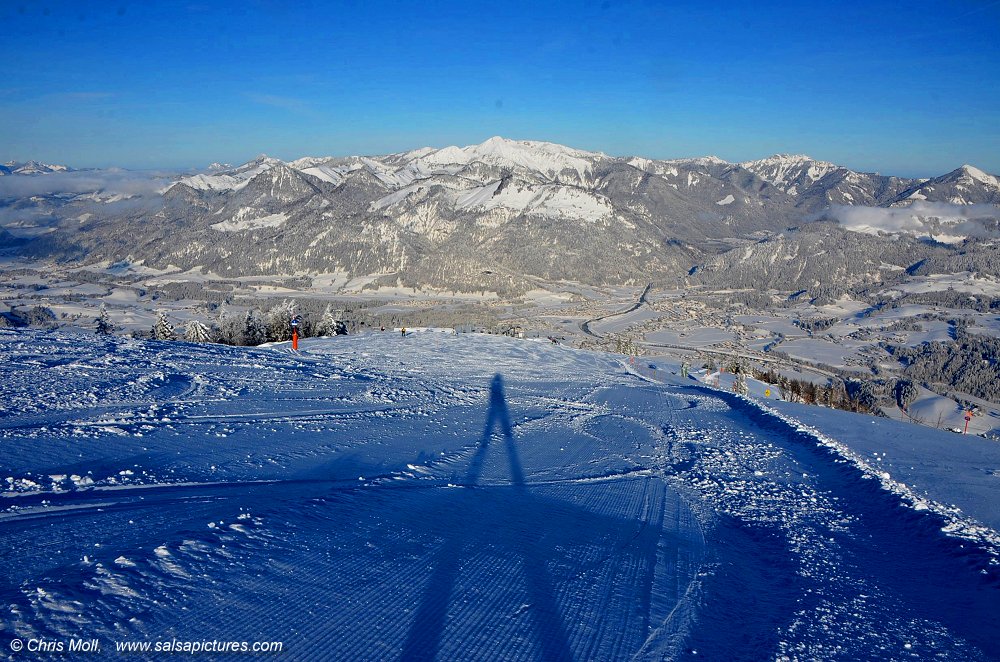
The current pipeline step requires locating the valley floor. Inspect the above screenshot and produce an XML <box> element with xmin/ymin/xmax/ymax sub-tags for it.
<box><xmin>0</xmin><ymin>330</ymin><xmax>998</xmax><ymax>660</ymax></box>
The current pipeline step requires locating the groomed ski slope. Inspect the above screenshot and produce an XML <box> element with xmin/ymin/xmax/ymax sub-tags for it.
<box><xmin>1</xmin><ymin>329</ymin><xmax>998</xmax><ymax>660</ymax></box>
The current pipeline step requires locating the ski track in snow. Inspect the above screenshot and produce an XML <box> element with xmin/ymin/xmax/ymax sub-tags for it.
<box><xmin>0</xmin><ymin>328</ymin><xmax>998</xmax><ymax>660</ymax></box>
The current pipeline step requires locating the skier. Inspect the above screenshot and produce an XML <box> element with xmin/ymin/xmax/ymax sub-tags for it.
<box><xmin>401</xmin><ymin>327</ymin><xmax>406</xmax><ymax>337</ymax></box>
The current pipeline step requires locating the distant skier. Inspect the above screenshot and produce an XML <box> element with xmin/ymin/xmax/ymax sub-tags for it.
<box><xmin>401</xmin><ymin>327</ymin><xmax>406</xmax><ymax>337</ymax></box>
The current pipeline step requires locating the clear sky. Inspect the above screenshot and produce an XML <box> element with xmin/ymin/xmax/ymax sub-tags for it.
<box><xmin>2</xmin><ymin>0</ymin><xmax>999</xmax><ymax>176</ymax></box>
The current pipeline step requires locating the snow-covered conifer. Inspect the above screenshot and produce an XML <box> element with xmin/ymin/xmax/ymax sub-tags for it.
<box><xmin>215</xmin><ymin>307</ymin><xmax>240</xmax><ymax>345</ymax></box>
<box><xmin>184</xmin><ymin>319</ymin><xmax>213</xmax><ymax>343</ymax></box>
<box><xmin>243</xmin><ymin>309</ymin><xmax>266</xmax><ymax>346</ymax></box>
<box><xmin>95</xmin><ymin>304</ymin><xmax>116</xmax><ymax>335</ymax></box>
<box><xmin>895</xmin><ymin>379</ymin><xmax>918</xmax><ymax>410</ymax></box>
<box><xmin>152</xmin><ymin>311</ymin><xmax>175</xmax><ymax>341</ymax></box>
<box><xmin>265</xmin><ymin>300</ymin><xmax>296</xmax><ymax>343</ymax></box>
<box><xmin>317</xmin><ymin>304</ymin><xmax>348</xmax><ymax>336</ymax></box>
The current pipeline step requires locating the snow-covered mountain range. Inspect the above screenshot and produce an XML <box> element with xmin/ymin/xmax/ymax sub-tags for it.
<box><xmin>3</xmin><ymin>138</ymin><xmax>999</xmax><ymax>295</ymax></box>
<box><xmin>171</xmin><ymin>140</ymin><xmax>1000</xmax><ymax>213</ymax></box>
<box><xmin>0</xmin><ymin>160</ymin><xmax>71</xmax><ymax>176</ymax></box>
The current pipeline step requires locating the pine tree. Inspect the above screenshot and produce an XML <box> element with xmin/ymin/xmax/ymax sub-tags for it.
<box><xmin>243</xmin><ymin>309</ymin><xmax>266</xmax><ymax>346</ymax></box>
<box><xmin>265</xmin><ymin>300</ymin><xmax>295</xmax><ymax>343</ymax></box>
<box><xmin>95</xmin><ymin>304</ymin><xmax>116</xmax><ymax>335</ymax></box>
<box><xmin>802</xmin><ymin>381</ymin><xmax>817</xmax><ymax>404</ymax></box>
<box><xmin>317</xmin><ymin>304</ymin><xmax>348</xmax><ymax>336</ymax></box>
<box><xmin>152</xmin><ymin>311</ymin><xmax>175</xmax><ymax>341</ymax></box>
<box><xmin>216</xmin><ymin>307</ymin><xmax>240</xmax><ymax>345</ymax></box>
<box><xmin>184</xmin><ymin>319</ymin><xmax>213</xmax><ymax>343</ymax></box>
<box><xmin>895</xmin><ymin>379</ymin><xmax>919</xmax><ymax>410</ymax></box>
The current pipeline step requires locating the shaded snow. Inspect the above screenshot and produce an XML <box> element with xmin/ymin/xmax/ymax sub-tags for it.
<box><xmin>1</xmin><ymin>330</ymin><xmax>997</xmax><ymax>659</ymax></box>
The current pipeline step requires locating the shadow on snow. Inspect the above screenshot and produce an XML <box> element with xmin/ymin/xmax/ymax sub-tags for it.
<box><xmin>399</xmin><ymin>374</ymin><xmax>665</xmax><ymax>662</ymax></box>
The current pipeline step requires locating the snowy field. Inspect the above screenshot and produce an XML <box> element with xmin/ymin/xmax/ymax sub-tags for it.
<box><xmin>645</xmin><ymin>327</ymin><xmax>736</xmax><ymax>348</ymax></box>
<box><xmin>1</xmin><ymin>329</ymin><xmax>998</xmax><ymax>660</ymax></box>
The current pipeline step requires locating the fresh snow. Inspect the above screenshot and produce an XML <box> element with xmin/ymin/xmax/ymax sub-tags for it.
<box><xmin>715</xmin><ymin>194</ymin><xmax>736</xmax><ymax>206</ymax></box>
<box><xmin>1</xmin><ymin>329</ymin><xmax>998</xmax><ymax>659</ymax></box>
<box><xmin>173</xmin><ymin>172</ymin><xmax>245</xmax><ymax>192</ymax></box>
<box><xmin>210</xmin><ymin>212</ymin><xmax>289</xmax><ymax>232</ymax></box>
<box><xmin>962</xmin><ymin>164</ymin><xmax>1000</xmax><ymax>188</ymax></box>
<box><xmin>171</xmin><ymin>156</ymin><xmax>283</xmax><ymax>192</ymax></box>
<box><xmin>740</xmin><ymin>154</ymin><xmax>841</xmax><ymax>193</ymax></box>
<box><xmin>375</xmin><ymin>179</ymin><xmax>615</xmax><ymax>222</ymax></box>
<box><xmin>883</xmin><ymin>271</ymin><xmax>1000</xmax><ymax>297</ymax></box>
<box><xmin>418</xmin><ymin>136</ymin><xmax>600</xmax><ymax>181</ymax></box>
<box><xmin>299</xmin><ymin>164</ymin><xmax>346</xmax><ymax>185</ymax></box>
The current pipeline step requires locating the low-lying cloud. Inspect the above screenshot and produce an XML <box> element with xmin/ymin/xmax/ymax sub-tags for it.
<box><xmin>0</xmin><ymin>170</ymin><xmax>184</xmax><ymax>234</ymax></box>
<box><xmin>817</xmin><ymin>202</ymin><xmax>1000</xmax><ymax>243</ymax></box>
<box><xmin>0</xmin><ymin>169</ymin><xmax>177</xmax><ymax>199</ymax></box>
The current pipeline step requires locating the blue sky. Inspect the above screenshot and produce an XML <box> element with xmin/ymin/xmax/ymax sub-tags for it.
<box><xmin>2</xmin><ymin>0</ymin><xmax>999</xmax><ymax>176</ymax></box>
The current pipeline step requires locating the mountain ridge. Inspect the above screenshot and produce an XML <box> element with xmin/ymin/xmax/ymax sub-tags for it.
<box><xmin>4</xmin><ymin>137</ymin><xmax>1000</xmax><ymax>297</ymax></box>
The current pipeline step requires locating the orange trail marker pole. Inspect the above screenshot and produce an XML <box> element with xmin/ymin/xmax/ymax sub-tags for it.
<box><xmin>290</xmin><ymin>315</ymin><xmax>301</xmax><ymax>351</ymax></box>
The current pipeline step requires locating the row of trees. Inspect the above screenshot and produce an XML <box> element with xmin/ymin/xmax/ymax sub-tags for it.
<box><xmin>0</xmin><ymin>305</ymin><xmax>58</xmax><ymax>329</ymax></box>
<box><xmin>91</xmin><ymin>296</ymin><xmax>517</xmax><ymax>344</ymax></box>
<box><xmin>96</xmin><ymin>301</ymin><xmax>348</xmax><ymax>345</ymax></box>
<box><xmin>750</xmin><ymin>367</ymin><xmax>878</xmax><ymax>414</ymax></box>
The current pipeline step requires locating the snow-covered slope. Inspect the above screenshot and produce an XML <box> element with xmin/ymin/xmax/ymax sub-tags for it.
<box><xmin>417</xmin><ymin>136</ymin><xmax>603</xmax><ymax>182</ymax></box>
<box><xmin>740</xmin><ymin>154</ymin><xmax>841</xmax><ymax>195</ymax></box>
<box><xmin>1</xmin><ymin>329</ymin><xmax>997</xmax><ymax>659</ymax></box>
<box><xmin>173</xmin><ymin>155</ymin><xmax>286</xmax><ymax>192</ymax></box>
<box><xmin>894</xmin><ymin>165</ymin><xmax>1000</xmax><ymax>206</ymax></box>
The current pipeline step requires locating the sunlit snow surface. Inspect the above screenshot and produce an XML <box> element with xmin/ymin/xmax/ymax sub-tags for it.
<box><xmin>0</xmin><ymin>330</ymin><xmax>998</xmax><ymax>660</ymax></box>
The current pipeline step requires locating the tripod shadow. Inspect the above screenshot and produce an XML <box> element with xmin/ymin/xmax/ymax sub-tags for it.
<box><xmin>465</xmin><ymin>374</ymin><xmax>523</xmax><ymax>487</ymax></box>
<box><xmin>400</xmin><ymin>374</ymin><xmax>573</xmax><ymax>661</ymax></box>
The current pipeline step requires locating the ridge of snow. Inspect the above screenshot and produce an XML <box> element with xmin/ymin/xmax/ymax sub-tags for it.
<box><xmin>960</xmin><ymin>165</ymin><xmax>1000</xmax><ymax>188</ymax></box>
<box><xmin>174</xmin><ymin>173</ymin><xmax>246</xmax><ymax>192</ymax></box>
<box><xmin>4</xmin><ymin>160</ymin><xmax>71</xmax><ymax>175</ymax></box>
<box><xmin>740</xmin><ymin>154</ymin><xmax>842</xmax><ymax>194</ymax></box>
<box><xmin>750</xmin><ymin>399</ymin><xmax>1000</xmax><ymax>558</ymax></box>
<box><xmin>660</xmin><ymin>155</ymin><xmax>730</xmax><ymax>167</ymax></box>
<box><xmin>174</xmin><ymin>155</ymin><xmax>349</xmax><ymax>192</ymax></box>
<box><xmin>299</xmin><ymin>165</ymin><xmax>346</xmax><ymax>185</ymax></box>
<box><xmin>677</xmin><ymin>155</ymin><xmax>728</xmax><ymax>164</ymax></box>
<box><xmin>171</xmin><ymin>155</ymin><xmax>287</xmax><ymax>192</ymax></box>
<box><xmin>288</xmin><ymin>156</ymin><xmax>335</xmax><ymax>170</ymax></box>
<box><xmin>417</xmin><ymin>136</ymin><xmax>602</xmax><ymax>180</ymax></box>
